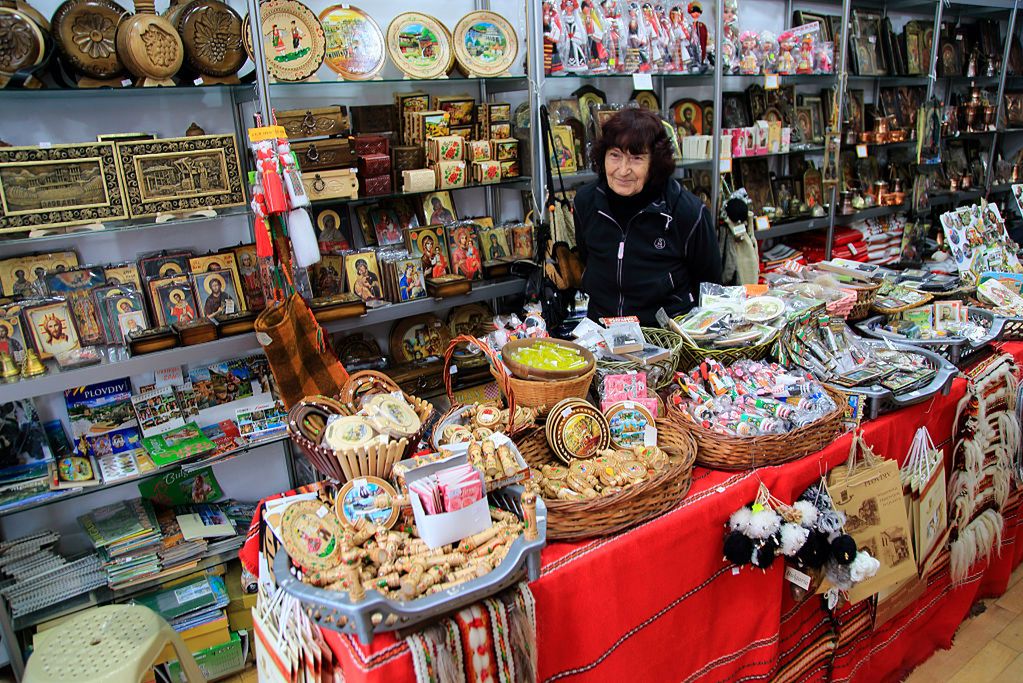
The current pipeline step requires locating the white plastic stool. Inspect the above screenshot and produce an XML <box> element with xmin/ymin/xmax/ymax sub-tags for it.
<box><xmin>24</xmin><ymin>604</ymin><xmax>206</xmax><ymax>683</ymax></box>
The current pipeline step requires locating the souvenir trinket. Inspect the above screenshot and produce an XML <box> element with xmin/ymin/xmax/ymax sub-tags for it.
<box><xmin>281</xmin><ymin>500</ymin><xmax>346</xmax><ymax>571</ymax></box>
<box><xmin>452</xmin><ymin>10</ymin><xmax>518</xmax><ymax>77</ymax></box>
<box><xmin>174</xmin><ymin>0</ymin><xmax>246</xmax><ymax>81</ymax></box>
<box><xmin>248</xmin><ymin>0</ymin><xmax>324</xmax><ymax>82</ymax></box>
<box><xmin>51</xmin><ymin>0</ymin><xmax>127</xmax><ymax>82</ymax></box>
<box><xmin>334</xmin><ymin>476</ymin><xmax>400</xmax><ymax>530</ymax></box>
<box><xmin>319</xmin><ymin>5</ymin><xmax>384</xmax><ymax>80</ymax></box>
<box><xmin>604</xmin><ymin>401</ymin><xmax>654</xmax><ymax>448</ymax></box>
<box><xmin>386</xmin><ymin>12</ymin><xmax>452</xmax><ymax>80</ymax></box>
<box><xmin>116</xmin><ymin>0</ymin><xmax>183</xmax><ymax>86</ymax></box>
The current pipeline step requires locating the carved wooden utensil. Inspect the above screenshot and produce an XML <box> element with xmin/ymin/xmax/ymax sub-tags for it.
<box><xmin>174</xmin><ymin>0</ymin><xmax>245</xmax><ymax>82</ymax></box>
<box><xmin>0</xmin><ymin>0</ymin><xmax>48</xmax><ymax>87</ymax></box>
<box><xmin>51</xmin><ymin>0</ymin><xmax>128</xmax><ymax>85</ymax></box>
<box><xmin>116</xmin><ymin>0</ymin><xmax>182</xmax><ymax>86</ymax></box>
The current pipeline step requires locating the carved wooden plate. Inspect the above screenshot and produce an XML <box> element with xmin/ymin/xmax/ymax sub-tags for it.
<box><xmin>251</xmin><ymin>0</ymin><xmax>324</xmax><ymax>82</ymax></box>
<box><xmin>318</xmin><ymin>5</ymin><xmax>384</xmax><ymax>80</ymax></box>
<box><xmin>116</xmin><ymin>4</ymin><xmax>184</xmax><ymax>82</ymax></box>
<box><xmin>0</xmin><ymin>5</ymin><xmax>46</xmax><ymax>77</ymax></box>
<box><xmin>451</xmin><ymin>10</ymin><xmax>518</xmax><ymax>78</ymax></box>
<box><xmin>175</xmin><ymin>0</ymin><xmax>246</xmax><ymax>77</ymax></box>
<box><xmin>389</xmin><ymin>313</ymin><xmax>449</xmax><ymax>365</ymax></box>
<box><xmin>52</xmin><ymin>0</ymin><xmax>127</xmax><ymax>79</ymax></box>
<box><xmin>385</xmin><ymin>11</ymin><xmax>452</xmax><ymax>80</ymax></box>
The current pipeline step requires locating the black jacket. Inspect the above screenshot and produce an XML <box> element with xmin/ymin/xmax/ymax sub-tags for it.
<box><xmin>573</xmin><ymin>178</ymin><xmax>722</xmax><ymax>326</ymax></box>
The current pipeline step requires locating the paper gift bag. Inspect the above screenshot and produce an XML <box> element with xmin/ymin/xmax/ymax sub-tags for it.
<box><xmin>829</xmin><ymin>433</ymin><xmax>917</xmax><ymax>604</ymax></box>
<box><xmin>900</xmin><ymin>427</ymin><xmax>948</xmax><ymax>574</ymax></box>
<box><xmin>254</xmin><ymin>294</ymin><xmax>349</xmax><ymax>409</ymax></box>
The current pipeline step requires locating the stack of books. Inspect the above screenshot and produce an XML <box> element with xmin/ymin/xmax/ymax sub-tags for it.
<box><xmin>134</xmin><ymin>574</ymin><xmax>234</xmax><ymax>665</ymax></box>
<box><xmin>78</xmin><ymin>498</ymin><xmax>163</xmax><ymax>589</ymax></box>
<box><xmin>155</xmin><ymin>506</ymin><xmax>208</xmax><ymax>572</ymax></box>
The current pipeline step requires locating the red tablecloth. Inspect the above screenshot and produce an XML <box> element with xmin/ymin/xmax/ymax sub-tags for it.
<box><xmin>323</xmin><ymin>343</ymin><xmax>1023</xmax><ymax>682</ymax></box>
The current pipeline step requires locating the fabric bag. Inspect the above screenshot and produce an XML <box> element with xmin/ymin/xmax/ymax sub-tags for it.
<box><xmin>254</xmin><ymin>293</ymin><xmax>349</xmax><ymax>409</ymax></box>
<box><xmin>828</xmin><ymin>432</ymin><xmax>917</xmax><ymax>603</ymax></box>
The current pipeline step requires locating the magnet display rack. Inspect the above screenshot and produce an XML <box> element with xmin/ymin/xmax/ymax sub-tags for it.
<box><xmin>0</xmin><ymin>1</ymin><xmax>536</xmax><ymax>678</ymax></box>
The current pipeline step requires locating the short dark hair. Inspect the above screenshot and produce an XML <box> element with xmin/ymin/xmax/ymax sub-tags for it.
<box><xmin>591</xmin><ymin>108</ymin><xmax>675</xmax><ymax>190</ymax></box>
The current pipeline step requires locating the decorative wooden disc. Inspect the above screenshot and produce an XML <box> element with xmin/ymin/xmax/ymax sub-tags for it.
<box><xmin>318</xmin><ymin>5</ymin><xmax>383</xmax><ymax>80</ymax></box>
<box><xmin>389</xmin><ymin>313</ymin><xmax>449</xmax><ymax>365</ymax></box>
<box><xmin>116</xmin><ymin>2</ymin><xmax>184</xmax><ymax>82</ymax></box>
<box><xmin>280</xmin><ymin>500</ymin><xmax>346</xmax><ymax>571</ymax></box>
<box><xmin>52</xmin><ymin>0</ymin><xmax>127</xmax><ymax>79</ymax></box>
<box><xmin>386</xmin><ymin>11</ymin><xmax>452</xmax><ymax>80</ymax></box>
<box><xmin>176</xmin><ymin>0</ymin><xmax>246</xmax><ymax>77</ymax></box>
<box><xmin>255</xmin><ymin>0</ymin><xmax>324</xmax><ymax>81</ymax></box>
<box><xmin>0</xmin><ymin>6</ymin><xmax>45</xmax><ymax>76</ymax></box>
<box><xmin>334</xmin><ymin>477</ymin><xmax>399</xmax><ymax>530</ymax></box>
<box><xmin>451</xmin><ymin>10</ymin><xmax>517</xmax><ymax>77</ymax></box>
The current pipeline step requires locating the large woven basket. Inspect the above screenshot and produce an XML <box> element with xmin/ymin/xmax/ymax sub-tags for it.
<box><xmin>671</xmin><ymin>386</ymin><xmax>847</xmax><ymax>471</ymax></box>
<box><xmin>846</xmin><ymin>282</ymin><xmax>882</xmax><ymax>321</ymax></box>
<box><xmin>287</xmin><ymin>387</ymin><xmax>435</xmax><ymax>483</ymax></box>
<box><xmin>595</xmin><ymin>327</ymin><xmax>685</xmax><ymax>391</ymax></box>
<box><xmin>675</xmin><ymin>330</ymin><xmax>778</xmax><ymax>373</ymax></box>
<box><xmin>515</xmin><ymin>420</ymin><xmax>697</xmax><ymax>541</ymax></box>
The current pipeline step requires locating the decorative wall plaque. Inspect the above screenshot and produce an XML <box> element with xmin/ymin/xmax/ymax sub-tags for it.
<box><xmin>452</xmin><ymin>10</ymin><xmax>517</xmax><ymax>78</ymax></box>
<box><xmin>318</xmin><ymin>5</ymin><xmax>384</xmax><ymax>80</ymax></box>
<box><xmin>115</xmin><ymin>134</ymin><xmax>245</xmax><ymax>218</ymax></box>
<box><xmin>116</xmin><ymin>0</ymin><xmax>184</xmax><ymax>86</ymax></box>
<box><xmin>0</xmin><ymin>142</ymin><xmax>127</xmax><ymax>233</ymax></box>
<box><xmin>0</xmin><ymin>3</ymin><xmax>46</xmax><ymax>81</ymax></box>
<box><xmin>254</xmin><ymin>0</ymin><xmax>324</xmax><ymax>82</ymax></box>
<box><xmin>51</xmin><ymin>0</ymin><xmax>128</xmax><ymax>80</ymax></box>
<box><xmin>175</xmin><ymin>0</ymin><xmax>246</xmax><ymax>78</ymax></box>
<box><xmin>386</xmin><ymin>12</ymin><xmax>452</xmax><ymax>80</ymax></box>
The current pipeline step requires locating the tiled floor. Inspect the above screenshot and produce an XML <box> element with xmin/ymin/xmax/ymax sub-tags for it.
<box><xmin>905</xmin><ymin>564</ymin><xmax>1023</xmax><ymax>682</ymax></box>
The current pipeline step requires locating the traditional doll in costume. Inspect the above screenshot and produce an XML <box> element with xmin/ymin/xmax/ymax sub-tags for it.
<box><xmin>739</xmin><ymin>31</ymin><xmax>760</xmax><ymax>74</ymax></box>
<box><xmin>543</xmin><ymin>1</ymin><xmax>564</xmax><ymax>74</ymax></box>
<box><xmin>796</xmin><ymin>35</ymin><xmax>815</xmax><ymax>74</ymax></box>
<box><xmin>641</xmin><ymin>3</ymin><xmax>664</xmax><ymax>69</ymax></box>
<box><xmin>653</xmin><ymin>5</ymin><xmax>675</xmax><ymax>71</ymax></box>
<box><xmin>601</xmin><ymin>0</ymin><xmax>624</xmax><ymax>71</ymax></box>
<box><xmin>561</xmin><ymin>0</ymin><xmax>588</xmax><ymax>71</ymax></box>
<box><xmin>626</xmin><ymin>2</ymin><xmax>651</xmax><ymax>72</ymax></box>
<box><xmin>687</xmin><ymin>1</ymin><xmax>708</xmax><ymax>65</ymax></box>
<box><xmin>722</xmin><ymin>0</ymin><xmax>738</xmax><ymax>47</ymax></box>
<box><xmin>667</xmin><ymin>5</ymin><xmax>691</xmax><ymax>72</ymax></box>
<box><xmin>581</xmin><ymin>0</ymin><xmax>609</xmax><ymax>71</ymax></box>
<box><xmin>777</xmin><ymin>31</ymin><xmax>797</xmax><ymax>74</ymax></box>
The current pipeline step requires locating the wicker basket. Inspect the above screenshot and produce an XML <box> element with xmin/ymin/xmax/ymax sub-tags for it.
<box><xmin>870</xmin><ymin>291</ymin><xmax>933</xmax><ymax>316</ymax></box>
<box><xmin>495</xmin><ymin>366</ymin><xmax>596</xmax><ymax>417</ymax></box>
<box><xmin>846</xmin><ymin>282</ymin><xmax>882</xmax><ymax>321</ymax></box>
<box><xmin>672</xmin><ymin>386</ymin><xmax>847</xmax><ymax>471</ymax></box>
<box><xmin>515</xmin><ymin>421</ymin><xmax>697</xmax><ymax>541</ymax></box>
<box><xmin>675</xmin><ymin>330</ymin><xmax>778</xmax><ymax>373</ymax></box>
<box><xmin>287</xmin><ymin>391</ymin><xmax>435</xmax><ymax>483</ymax></box>
<box><xmin>595</xmin><ymin>327</ymin><xmax>685</xmax><ymax>391</ymax></box>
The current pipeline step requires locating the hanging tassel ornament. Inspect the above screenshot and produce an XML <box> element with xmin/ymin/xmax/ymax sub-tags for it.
<box><xmin>289</xmin><ymin>208</ymin><xmax>321</xmax><ymax>268</ymax></box>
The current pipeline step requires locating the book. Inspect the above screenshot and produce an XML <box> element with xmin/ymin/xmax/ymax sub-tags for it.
<box><xmin>133</xmin><ymin>574</ymin><xmax>223</xmax><ymax>621</ymax></box>
<box><xmin>64</xmin><ymin>378</ymin><xmax>141</xmax><ymax>458</ymax></box>
<box><xmin>138</xmin><ymin>466</ymin><xmax>223</xmax><ymax>506</ymax></box>
<box><xmin>96</xmin><ymin>451</ymin><xmax>141</xmax><ymax>483</ymax></box>
<box><xmin>176</xmin><ymin>504</ymin><xmax>236</xmax><ymax>541</ymax></box>
<box><xmin>140</xmin><ymin>423</ymin><xmax>216</xmax><ymax>468</ymax></box>
<box><xmin>131</xmin><ymin>386</ymin><xmax>185</xmax><ymax>438</ymax></box>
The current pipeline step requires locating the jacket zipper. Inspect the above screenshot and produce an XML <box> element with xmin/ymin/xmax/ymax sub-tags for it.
<box><xmin>596</xmin><ymin>209</ymin><xmax>644</xmax><ymax>316</ymax></box>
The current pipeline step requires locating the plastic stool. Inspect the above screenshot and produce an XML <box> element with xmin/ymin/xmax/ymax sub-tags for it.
<box><xmin>24</xmin><ymin>604</ymin><xmax>206</xmax><ymax>683</ymax></box>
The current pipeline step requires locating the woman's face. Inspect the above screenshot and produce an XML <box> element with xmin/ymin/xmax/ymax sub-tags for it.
<box><xmin>604</xmin><ymin>146</ymin><xmax>650</xmax><ymax>197</ymax></box>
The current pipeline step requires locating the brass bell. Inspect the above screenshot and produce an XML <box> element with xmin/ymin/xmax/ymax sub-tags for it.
<box><xmin>21</xmin><ymin>349</ymin><xmax>46</xmax><ymax>377</ymax></box>
<box><xmin>0</xmin><ymin>352</ymin><xmax>19</xmax><ymax>380</ymax></box>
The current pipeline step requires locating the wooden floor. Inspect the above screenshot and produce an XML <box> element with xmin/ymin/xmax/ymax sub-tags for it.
<box><xmin>905</xmin><ymin>563</ymin><xmax>1023</xmax><ymax>682</ymax></box>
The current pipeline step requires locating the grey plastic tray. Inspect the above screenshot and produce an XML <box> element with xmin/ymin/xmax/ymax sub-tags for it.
<box><xmin>827</xmin><ymin>340</ymin><xmax>959</xmax><ymax>420</ymax></box>
<box><xmin>274</xmin><ymin>485</ymin><xmax>546</xmax><ymax>645</ymax></box>
<box><xmin>853</xmin><ymin>307</ymin><xmax>1003</xmax><ymax>365</ymax></box>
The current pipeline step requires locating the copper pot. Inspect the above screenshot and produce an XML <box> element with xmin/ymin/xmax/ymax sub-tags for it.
<box><xmin>873</xmin><ymin>180</ymin><xmax>888</xmax><ymax>204</ymax></box>
<box><xmin>889</xmin><ymin>129</ymin><xmax>907</xmax><ymax>143</ymax></box>
<box><xmin>859</xmin><ymin>131</ymin><xmax>875</xmax><ymax>144</ymax></box>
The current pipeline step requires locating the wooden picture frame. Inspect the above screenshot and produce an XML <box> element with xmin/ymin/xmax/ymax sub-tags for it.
<box><xmin>737</xmin><ymin>158</ymin><xmax>774</xmax><ymax>216</ymax></box>
<box><xmin>421</xmin><ymin>191</ymin><xmax>458</xmax><ymax>226</ymax></box>
<box><xmin>549</xmin><ymin>125</ymin><xmax>578</xmax><ymax>174</ymax></box>
<box><xmin>344</xmin><ymin>251</ymin><xmax>384</xmax><ymax>303</ymax></box>
<box><xmin>44</xmin><ymin>267</ymin><xmax>106</xmax><ymax>345</ymax></box>
<box><xmin>104</xmin><ymin>264</ymin><xmax>143</xmax><ymax>291</ymax></box>
<box><xmin>446</xmin><ymin>223</ymin><xmax>484</xmax><ymax>281</ymax></box>
<box><xmin>795</xmin><ymin>107</ymin><xmax>814</xmax><ymax>145</ymax></box>
<box><xmin>114</xmin><ymin>134</ymin><xmax>245</xmax><ymax>218</ymax></box>
<box><xmin>572</xmin><ymin>84</ymin><xmax>607</xmax><ymax>131</ymax></box>
<box><xmin>481</xmin><ymin>226</ymin><xmax>511</xmax><ymax>264</ymax></box>
<box><xmin>671</xmin><ymin>99</ymin><xmax>703</xmax><ymax>136</ymax></box>
<box><xmin>0</xmin><ymin>304</ymin><xmax>28</xmax><ymax>360</ymax></box>
<box><xmin>193</xmin><ymin>270</ymin><xmax>242</xmax><ymax>319</ymax></box>
<box><xmin>721</xmin><ymin>93</ymin><xmax>750</xmax><ymax>128</ymax></box>
<box><xmin>389</xmin><ymin>314</ymin><xmax>448</xmax><ymax>364</ymax></box>
<box><xmin>851</xmin><ymin>10</ymin><xmax>887</xmax><ymax>76</ymax></box>
<box><xmin>155</xmin><ymin>280</ymin><xmax>200</xmax><ymax>326</ymax></box>
<box><xmin>311</xmin><ymin>254</ymin><xmax>346</xmax><ymax>299</ymax></box>
<box><xmin>188</xmin><ymin>253</ymin><xmax>245</xmax><ymax>305</ymax></box>
<box><xmin>23</xmin><ymin>299</ymin><xmax>81</xmax><ymax>359</ymax></box>
<box><xmin>407</xmin><ymin>225</ymin><xmax>450</xmax><ymax>278</ymax></box>
<box><xmin>793</xmin><ymin>11</ymin><xmax>830</xmax><ymax>41</ymax></box>
<box><xmin>393</xmin><ymin>258</ymin><xmax>427</xmax><ymax>302</ymax></box>
<box><xmin>0</xmin><ymin>143</ymin><xmax>127</xmax><ymax>233</ymax></box>
<box><xmin>800</xmin><ymin>95</ymin><xmax>825</xmax><ymax>143</ymax></box>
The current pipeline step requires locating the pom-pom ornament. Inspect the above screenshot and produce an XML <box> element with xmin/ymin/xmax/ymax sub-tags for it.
<box><xmin>779</xmin><ymin>523</ymin><xmax>809</xmax><ymax>557</ymax></box>
<box><xmin>728</xmin><ymin>506</ymin><xmax>753</xmax><ymax>533</ymax></box>
<box><xmin>723</xmin><ymin>531</ymin><xmax>754</xmax><ymax>565</ymax></box>
<box><xmin>794</xmin><ymin>530</ymin><xmax>830</xmax><ymax>569</ymax></box>
<box><xmin>792</xmin><ymin>500</ymin><xmax>819</xmax><ymax>528</ymax></box>
<box><xmin>751</xmin><ymin>537</ymin><xmax>779</xmax><ymax>569</ymax></box>
<box><xmin>746</xmin><ymin>505</ymin><xmax>782</xmax><ymax>540</ymax></box>
<box><xmin>830</xmin><ymin>534</ymin><xmax>857</xmax><ymax>565</ymax></box>
<box><xmin>849</xmin><ymin>550</ymin><xmax>880</xmax><ymax>583</ymax></box>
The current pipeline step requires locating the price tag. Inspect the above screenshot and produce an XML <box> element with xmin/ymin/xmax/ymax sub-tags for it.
<box><xmin>155</xmin><ymin>366</ymin><xmax>183</xmax><ymax>387</ymax></box>
<box><xmin>632</xmin><ymin>73</ymin><xmax>654</xmax><ymax>90</ymax></box>
<box><xmin>121</xmin><ymin>79</ymin><xmax>133</xmax><ymax>88</ymax></box>
<box><xmin>38</xmin><ymin>141</ymin><xmax>51</xmax><ymax>149</ymax></box>
<box><xmin>248</xmin><ymin>125</ymin><xmax>287</xmax><ymax>143</ymax></box>
<box><xmin>847</xmin><ymin>242</ymin><xmax>858</xmax><ymax>255</ymax></box>
<box><xmin>731</xmin><ymin>566</ymin><xmax>741</xmax><ymax>575</ymax></box>
<box><xmin>856</xmin><ymin>144</ymin><xmax>868</xmax><ymax>158</ymax></box>
<box><xmin>764</xmin><ymin>74</ymin><xmax>780</xmax><ymax>90</ymax></box>
<box><xmin>316</xmin><ymin>505</ymin><xmax>329</xmax><ymax>518</ymax></box>
<box><xmin>716</xmin><ymin>486</ymin><xmax>727</xmax><ymax>493</ymax></box>
<box><xmin>643</xmin><ymin>425</ymin><xmax>657</xmax><ymax>446</ymax></box>
<box><xmin>193</xmin><ymin>77</ymin><xmax>205</xmax><ymax>86</ymax></box>
<box><xmin>784</xmin><ymin>566</ymin><xmax>812</xmax><ymax>590</ymax></box>
<box><xmin>719</xmin><ymin>158</ymin><xmax>733</xmax><ymax>173</ymax></box>
<box><xmin>755</xmin><ymin>215</ymin><xmax>771</xmax><ymax>232</ymax></box>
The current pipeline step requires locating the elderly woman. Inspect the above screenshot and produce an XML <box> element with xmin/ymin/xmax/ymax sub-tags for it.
<box><xmin>573</xmin><ymin>107</ymin><xmax>721</xmax><ymax>325</ymax></box>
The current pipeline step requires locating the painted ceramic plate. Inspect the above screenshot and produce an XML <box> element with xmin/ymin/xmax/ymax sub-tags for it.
<box><xmin>323</xmin><ymin>415</ymin><xmax>377</xmax><ymax>451</ymax></box>
<box><xmin>548</xmin><ymin>400</ymin><xmax>610</xmax><ymax>462</ymax></box>
<box><xmin>389</xmin><ymin>314</ymin><xmax>449</xmax><ymax>365</ymax></box>
<box><xmin>386</xmin><ymin>11</ymin><xmax>452</xmax><ymax>79</ymax></box>
<box><xmin>335</xmin><ymin>476</ymin><xmax>400</xmax><ymax>529</ymax></box>
<box><xmin>255</xmin><ymin>0</ymin><xmax>324</xmax><ymax>82</ymax></box>
<box><xmin>451</xmin><ymin>10</ymin><xmax>517</xmax><ymax>77</ymax></box>
<box><xmin>319</xmin><ymin>4</ymin><xmax>384</xmax><ymax>80</ymax></box>
<box><xmin>281</xmin><ymin>500</ymin><xmax>345</xmax><ymax>571</ymax></box>
<box><xmin>743</xmin><ymin>296</ymin><xmax>786</xmax><ymax>323</ymax></box>
<box><xmin>604</xmin><ymin>401</ymin><xmax>655</xmax><ymax>449</ymax></box>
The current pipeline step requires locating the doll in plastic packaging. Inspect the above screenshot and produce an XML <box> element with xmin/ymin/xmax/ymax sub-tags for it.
<box><xmin>796</xmin><ymin>34</ymin><xmax>814</xmax><ymax>74</ymax></box>
<box><xmin>739</xmin><ymin>30</ymin><xmax>760</xmax><ymax>75</ymax></box>
<box><xmin>722</xmin><ymin>0</ymin><xmax>738</xmax><ymax>48</ymax></box>
<box><xmin>581</xmin><ymin>0</ymin><xmax>609</xmax><ymax>72</ymax></box>
<box><xmin>667</xmin><ymin>4</ymin><xmax>692</xmax><ymax>72</ymax></box>
<box><xmin>687</xmin><ymin>1</ymin><xmax>708</xmax><ymax>66</ymax></box>
<box><xmin>601</xmin><ymin>0</ymin><xmax>625</xmax><ymax>71</ymax></box>
<box><xmin>561</xmin><ymin>0</ymin><xmax>589</xmax><ymax>71</ymax></box>
<box><xmin>777</xmin><ymin>31</ymin><xmax>796</xmax><ymax>74</ymax></box>
<box><xmin>543</xmin><ymin>1</ymin><xmax>565</xmax><ymax>75</ymax></box>
<box><xmin>720</xmin><ymin>39</ymin><xmax>737</xmax><ymax>74</ymax></box>
<box><xmin>758</xmin><ymin>31</ymin><xmax>778</xmax><ymax>74</ymax></box>
<box><xmin>816</xmin><ymin>41</ymin><xmax>834</xmax><ymax>74</ymax></box>
<box><xmin>626</xmin><ymin>2</ymin><xmax>651</xmax><ymax>72</ymax></box>
<box><xmin>654</xmin><ymin>4</ymin><xmax>676</xmax><ymax>71</ymax></box>
<box><xmin>641</xmin><ymin>3</ymin><xmax>666</xmax><ymax>71</ymax></box>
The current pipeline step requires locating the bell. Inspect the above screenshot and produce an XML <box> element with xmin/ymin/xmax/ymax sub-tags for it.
<box><xmin>21</xmin><ymin>349</ymin><xmax>46</xmax><ymax>377</ymax></box>
<box><xmin>0</xmin><ymin>353</ymin><xmax>19</xmax><ymax>380</ymax></box>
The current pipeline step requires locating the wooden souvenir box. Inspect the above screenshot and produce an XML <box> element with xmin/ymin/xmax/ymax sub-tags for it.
<box><xmin>467</xmin><ymin>140</ymin><xmax>492</xmax><ymax>162</ymax></box>
<box><xmin>434</xmin><ymin>96</ymin><xmax>477</xmax><ymax>127</ymax></box>
<box><xmin>351</xmin><ymin>105</ymin><xmax>398</xmax><ymax>134</ymax></box>
<box><xmin>276</xmin><ymin>106</ymin><xmax>350</xmax><ymax>140</ymax></box>
<box><xmin>386</xmin><ymin>362</ymin><xmax>446</xmax><ymax>398</ymax></box>
<box><xmin>303</xmin><ymin>169</ymin><xmax>359</xmax><ymax>201</ymax></box>
<box><xmin>360</xmin><ymin>174</ymin><xmax>392</xmax><ymax>196</ymax></box>
<box><xmin>402</xmin><ymin>169</ymin><xmax>435</xmax><ymax>193</ymax></box>
<box><xmin>434</xmin><ymin>161</ymin><xmax>467</xmax><ymax>189</ymax></box>
<box><xmin>0</xmin><ymin>142</ymin><xmax>128</xmax><ymax>233</ymax></box>
<box><xmin>392</xmin><ymin>145</ymin><xmax>425</xmax><ymax>174</ymax></box>
<box><xmin>500</xmin><ymin>160</ymin><xmax>520</xmax><ymax>179</ymax></box>
<box><xmin>472</xmin><ymin>161</ymin><xmax>501</xmax><ymax>185</ymax></box>
<box><xmin>426</xmin><ymin>136</ymin><xmax>465</xmax><ymax>163</ymax></box>
<box><xmin>115</xmin><ymin>135</ymin><xmax>245</xmax><ymax>219</ymax></box>
<box><xmin>291</xmin><ymin>138</ymin><xmax>355</xmax><ymax>172</ymax></box>
<box><xmin>490</xmin><ymin>139</ymin><xmax>518</xmax><ymax>162</ymax></box>
<box><xmin>478</xmin><ymin>102</ymin><xmax>512</xmax><ymax>128</ymax></box>
<box><xmin>354</xmin><ymin>135</ymin><xmax>390</xmax><ymax>157</ymax></box>
<box><xmin>358</xmin><ymin>153</ymin><xmax>391</xmax><ymax>177</ymax></box>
